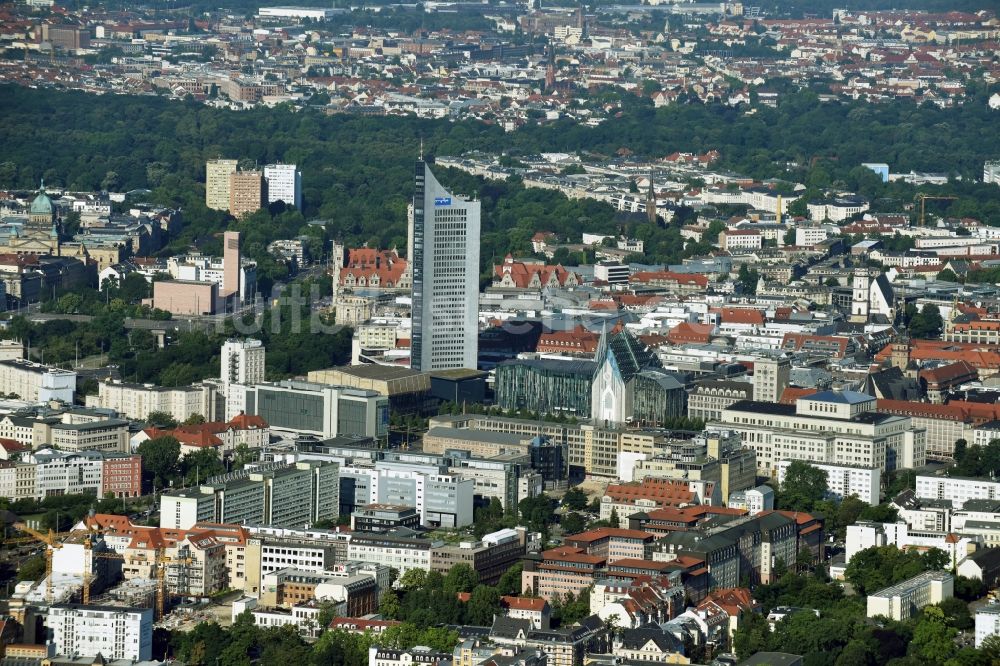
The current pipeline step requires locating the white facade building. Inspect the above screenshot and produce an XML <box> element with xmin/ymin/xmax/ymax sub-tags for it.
<box><xmin>915</xmin><ymin>475</ymin><xmax>1000</xmax><ymax>509</ymax></box>
<box><xmin>47</xmin><ymin>605</ymin><xmax>153</xmax><ymax>661</ymax></box>
<box><xmin>976</xmin><ymin>605</ymin><xmax>1000</xmax><ymax>648</ymax></box>
<box><xmin>410</xmin><ymin>160</ymin><xmax>480</xmax><ymax>371</ymax></box>
<box><xmin>866</xmin><ymin>571</ymin><xmax>953</xmax><ymax>621</ymax></box>
<box><xmin>0</xmin><ymin>359</ymin><xmax>76</xmax><ymax>403</ymax></box>
<box><xmin>263</xmin><ymin>163</ymin><xmax>302</xmax><ymax>209</ymax></box>
<box><xmin>87</xmin><ymin>379</ymin><xmax>216</xmax><ymax>422</ymax></box>
<box><xmin>715</xmin><ymin>390</ymin><xmax>925</xmax><ymax>476</ymax></box>
<box><xmin>29</xmin><ymin>448</ymin><xmax>103</xmax><ymax>499</ymax></box>
<box><xmin>776</xmin><ymin>460</ymin><xmax>881</xmax><ymax>505</ymax></box>
<box><xmin>221</xmin><ymin>339</ymin><xmax>266</xmax><ymax>419</ymax></box>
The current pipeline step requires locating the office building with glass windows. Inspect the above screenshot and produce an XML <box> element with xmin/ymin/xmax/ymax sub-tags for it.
<box><xmin>410</xmin><ymin>160</ymin><xmax>481</xmax><ymax>371</ymax></box>
<box><xmin>241</xmin><ymin>380</ymin><xmax>389</xmax><ymax>439</ymax></box>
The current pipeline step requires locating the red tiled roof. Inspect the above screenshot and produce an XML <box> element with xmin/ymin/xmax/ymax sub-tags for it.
<box><xmin>666</xmin><ymin>322</ymin><xmax>716</xmax><ymax>345</ymax></box>
<box><xmin>339</xmin><ymin>248</ymin><xmax>408</xmax><ymax>289</ymax></box>
<box><xmin>711</xmin><ymin>307</ymin><xmax>765</xmax><ymax>325</ymax></box>
<box><xmin>779</xmin><ymin>387</ymin><xmax>817</xmax><ymax>404</ymax></box>
<box><xmin>501</xmin><ymin>595</ymin><xmax>547</xmax><ymax>611</ymax></box>
<box><xmin>494</xmin><ymin>255</ymin><xmax>580</xmax><ymax>289</ymax></box>
<box><xmin>564</xmin><ymin>527</ymin><xmax>655</xmax><ymax>543</ymax></box>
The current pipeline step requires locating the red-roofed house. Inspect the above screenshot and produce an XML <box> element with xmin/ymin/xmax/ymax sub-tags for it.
<box><xmin>699</xmin><ymin>587</ymin><xmax>758</xmax><ymax>643</ymax></box>
<box><xmin>0</xmin><ymin>438</ymin><xmax>27</xmax><ymax>460</ymax></box>
<box><xmin>666</xmin><ymin>322</ymin><xmax>717</xmax><ymax>345</ymax></box>
<box><xmin>711</xmin><ymin>307</ymin><xmax>766</xmax><ymax>326</ymax></box>
<box><xmin>132</xmin><ymin>413</ymin><xmax>269</xmax><ymax>456</ymax></box>
<box><xmin>500</xmin><ymin>595</ymin><xmax>551</xmax><ymax>629</ymax></box>
<box><xmin>592</xmin><ymin>574</ymin><xmax>685</xmax><ymax>628</ymax></box>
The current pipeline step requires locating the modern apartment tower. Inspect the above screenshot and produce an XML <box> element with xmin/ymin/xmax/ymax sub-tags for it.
<box><xmin>264</xmin><ymin>163</ymin><xmax>302</xmax><ymax>208</ymax></box>
<box><xmin>410</xmin><ymin>160</ymin><xmax>481</xmax><ymax>372</ymax></box>
<box><xmin>229</xmin><ymin>171</ymin><xmax>266</xmax><ymax>219</ymax></box>
<box><xmin>206</xmin><ymin>159</ymin><xmax>238</xmax><ymax>211</ymax></box>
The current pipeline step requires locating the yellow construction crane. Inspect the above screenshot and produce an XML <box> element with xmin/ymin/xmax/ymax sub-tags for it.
<box><xmin>916</xmin><ymin>194</ymin><xmax>958</xmax><ymax>226</ymax></box>
<box><xmin>156</xmin><ymin>548</ymin><xmax>192</xmax><ymax>621</ymax></box>
<box><xmin>13</xmin><ymin>522</ymin><xmax>64</xmax><ymax>605</ymax></box>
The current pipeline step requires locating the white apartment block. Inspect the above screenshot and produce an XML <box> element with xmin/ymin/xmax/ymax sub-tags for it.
<box><xmin>347</xmin><ymin>534</ymin><xmax>434</xmax><ymax>575</ymax></box>
<box><xmin>88</xmin><ymin>379</ymin><xmax>216</xmax><ymax>422</ymax></box>
<box><xmin>715</xmin><ymin>390</ymin><xmax>925</xmax><ymax>476</ymax></box>
<box><xmin>916</xmin><ymin>475</ymin><xmax>1000</xmax><ymax>509</ymax></box>
<box><xmin>807</xmin><ymin>197</ymin><xmax>870</xmax><ymax>222</ymax></box>
<box><xmin>221</xmin><ymin>338</ymin><xmax>266</xmax><ymax>418</ymax></box>
<box><xmin>776</xmin><ymin>460</ymin><xmax>880</xmax><ymax>505</ymax></box>
<box><xmin>47</xmin><ymin>605</ymin><xmax>153</xmax><ymax>661</ymax></box>
<box><xmin>866</xmin><ymin>571</ymin><xmax>953</xmax><ymax>621</ymax></box>
<box><xmin>845</xmin><ymin>521</ymin><xmax>977</xmax><ymax>566</ymax></box>
<box><xmin>263</xmin><ymin>163</ymin><xmax>302</xmax><ymax>209</ymax></box>
<box><xmin>0</xmin><ymin>359</ymin><xmax>76</xmax><ymax>403</ymax></box>
<box><xmin>259</xmin><ymin>543</ymin><xmax>331</xmax><ymax>577</ymax></box>
<box><xmin>29</xmin><ymin>448</ymin><xmax>103</xmax><ymax>499</ymax></box>
<box><xmin>976</xmin><ymin>605</ymin><xmax>1000</xmax><ymax>648</ymax></box>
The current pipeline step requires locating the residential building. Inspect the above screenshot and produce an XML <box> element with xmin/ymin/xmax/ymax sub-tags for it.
<box><xmin>370</xmin><ymin>645</ymin><xmax>451</xmax><ymax>666</ymax></box>
<box><xmin>229</xmin><ymin>171</ymin><xmax>266</xmax><ymax>219</ymax></box>
<box><xmin>47</xmin><ymin>605</ymin><xmax>153</xmax><ymax>661</ymax></box>
<box><xmin>101</xmin><ymin>453</ymin><xmax>142</xmax><ymax>498</ymax></box>
<box><xmin>728</xmin><ymin>486</ymin><xmax>774</xmax><ymax>515</ymax></box>
<box><xmin>976</xmin><ymin>605</ymin><xmax>1000</xmax><ymax>648</ymax></box>
<box><xmin>410</xmin><ymin>160</ymin><xmax>481</xmax><ymax>371</ymax></box>
<box><xmin>866</xmin><ymin>571</ymin><xmax>953</xmax><ymax>620</ymax></box>
<box><xmin>957</xmin><ymin>548</ymin><xmax>1000</xmax><ymax>588</ymax></box>
<box><xmin>206</xmin><ymin>159</ymin><xmax>238</xmax><ymax>211</ymax></box>
<box><xmin>88</xmin><ymin>379</ymin><xmax>218</xmax><ymax>422</ymax></box>
<box><xmin>916</xmin><ymin>475</ymin><xmax>1000</xmax><ymax>509</ymax></box>
<box><xmin>0</xmin><ymin>359</ymin><xmax>76</xmax><ymax>403</ymax></box>
<box><xmin>501</xmin><ymin>596</ymin><xmax>551</xmax><ymax>630</ymax></box>
<box><xmin>776</xmin><ymin>460</ymin><xmax>881</xmax><ymax>505</ymax></box>
<box><xmin>264</xmin><ymin>163</ymin><xmax>302</xmax><ymax>209</ymax></box>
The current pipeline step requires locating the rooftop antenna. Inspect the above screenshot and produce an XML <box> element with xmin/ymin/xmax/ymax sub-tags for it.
<box><xmin>419</xmin><ymin>137</ymin><xmax>424</xmax><ymax>161</ymax></box>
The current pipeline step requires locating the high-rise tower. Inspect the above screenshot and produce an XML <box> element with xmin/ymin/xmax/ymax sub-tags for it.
<box><xmin>410</xmin><ymin>160</ymin><xmax>481</xmax><ymax>371</ymax></box>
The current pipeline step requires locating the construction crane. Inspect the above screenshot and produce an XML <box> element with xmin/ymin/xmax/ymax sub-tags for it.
<box><xmin>12</xmin><ymin>522</ymin><xmax>64</xmax><ymax>605</ymax></box>
<box><xmin>916</xmin><ymin>194</ymin><xmax>958</xmax><ymax>226</ymax></box>
<box><xmin>84</xmin><ymin>548</ymin><xmax>189</xmax><ymax>620</ymax></box>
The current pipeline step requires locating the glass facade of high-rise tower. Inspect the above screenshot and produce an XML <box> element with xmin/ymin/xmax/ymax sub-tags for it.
<box><xmin>411</xmin><ymin>161</ymin><xmax>481</xmax><ymax>371</ymax></box>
